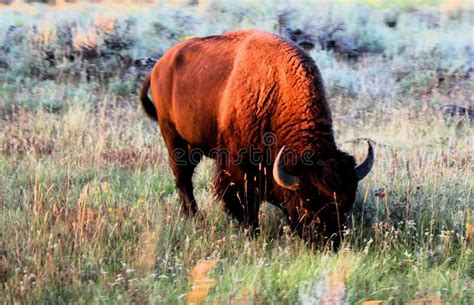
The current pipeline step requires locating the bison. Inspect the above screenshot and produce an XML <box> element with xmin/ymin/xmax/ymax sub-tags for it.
<box><xmin>140</xmin><ymin>30</ymin><xmax>374</xmax><ymax>245</ymax></box>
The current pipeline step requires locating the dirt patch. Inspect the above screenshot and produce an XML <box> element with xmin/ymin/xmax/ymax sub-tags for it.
<box><xmin>100</xmin><ymin>146</ymin><xmax>163</xmax><ymax>169</ymax></box>
<box><xmin>2</xmin><ymin>135</ymin><xmax>55</xmax><ymax>155</ymax></box>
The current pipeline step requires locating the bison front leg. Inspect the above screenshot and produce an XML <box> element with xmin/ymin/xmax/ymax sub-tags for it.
<box><xmin>214</xmin><ymin>169</ymin><xmax>261</xmax><ymax>236</ymax></box>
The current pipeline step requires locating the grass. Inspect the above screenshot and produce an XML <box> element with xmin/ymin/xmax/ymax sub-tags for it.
<box><xmin>0</xmin><ymin>0</ymin><xmax>473</xmax><ymax>304</ymax></box>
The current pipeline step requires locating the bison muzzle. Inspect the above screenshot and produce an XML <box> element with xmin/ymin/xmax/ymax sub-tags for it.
<box><xmin>140</xmin><ymin>30</ymin><xmax>374</xmax><ymax>246</ymax></box>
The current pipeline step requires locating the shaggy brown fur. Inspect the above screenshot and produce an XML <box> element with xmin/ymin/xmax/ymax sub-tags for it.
<box><xmin>141</xmin><ymin>30</ymin><xmax>370</xmax><ymax>245</ymax></box>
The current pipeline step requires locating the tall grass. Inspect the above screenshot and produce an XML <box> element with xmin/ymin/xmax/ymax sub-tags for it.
<box><xmin>0</xmin><ymin>0</ymin><xmax>473</xmax><ymax>303</ymax></box>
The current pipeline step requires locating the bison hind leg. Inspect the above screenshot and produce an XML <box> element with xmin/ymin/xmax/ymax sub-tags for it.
<box><xmin>162</xmin><ymin>135</ymin><xmax>201</xmax><ymax>217</ymax></box>
<box><xmin>174</xmin><ymin>161</ymin><xmax>200</xmax><ymax>217</ymax></box>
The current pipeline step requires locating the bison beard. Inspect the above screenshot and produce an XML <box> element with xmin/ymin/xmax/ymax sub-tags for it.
<box><xmin>140</xmin><ymin>30</ymin><xmax>374</xmax><ymax>247</ymax></box>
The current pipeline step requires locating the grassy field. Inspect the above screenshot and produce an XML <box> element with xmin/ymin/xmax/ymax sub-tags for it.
<box><xmin>0</xmin><ymin>0</ymin><xmax>473</xmax><ymax>304</ymax></box>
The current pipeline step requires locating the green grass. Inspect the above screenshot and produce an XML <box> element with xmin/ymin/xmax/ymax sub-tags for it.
<box><xmin>0</xmin><ymin>0</ymin><xmax>473</xmax><ymax>304</ymax></box>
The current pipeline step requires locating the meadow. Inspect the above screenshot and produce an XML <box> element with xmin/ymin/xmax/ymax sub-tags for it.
<box><xmin>0</xmin><ymin>0</ymin><xmax>473</xmax><ymax>304</ymax></box>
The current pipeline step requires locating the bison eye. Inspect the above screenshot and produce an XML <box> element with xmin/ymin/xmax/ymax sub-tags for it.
<box><xmin>300</xmin><ymin>199</ymin><xmax>311</xmax><ymax>208</ymax></box>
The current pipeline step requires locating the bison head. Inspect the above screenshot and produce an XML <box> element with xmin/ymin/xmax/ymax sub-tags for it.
<box><xmin>273</xmin><ymin>142</ymin><xmax>374</xmax><ymax>245</ymax></box>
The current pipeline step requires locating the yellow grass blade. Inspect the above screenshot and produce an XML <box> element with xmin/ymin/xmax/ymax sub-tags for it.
<box><xmin>407</xmin><ymin>293</ymin><xmax>444</xmax><ymax>305</ymax></box>
<box><xmin>466</xmin><ymin>209</ymin><xmax>474</xmax><ymax>242</ymax></box>
<box><xmin>187</xmin><ymin>259</ymin><xmax>218</xmax><ymax>305</ymax></box>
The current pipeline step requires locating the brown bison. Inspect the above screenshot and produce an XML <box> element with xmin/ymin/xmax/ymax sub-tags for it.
<box><xmin>140</xmin><ymin>30</ymin><xmax>374</xmax><ymax>245</ymax></box>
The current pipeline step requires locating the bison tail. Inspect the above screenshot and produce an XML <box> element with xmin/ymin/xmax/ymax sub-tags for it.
<box><xmin>139</xmin><ymin>74</ymin><xmax>158</xmax><ymax>121</ymax></box>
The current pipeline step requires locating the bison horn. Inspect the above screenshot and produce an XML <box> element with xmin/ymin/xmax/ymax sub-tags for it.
<box><xmin>355</xmin><ymin>141</ymin><xmax>374</xmax><ymax>181</ymax></box>
<box><xmin>273</xmin><ymin>146</ymin><xmax>300</xmax><ymax>190</ymax></box>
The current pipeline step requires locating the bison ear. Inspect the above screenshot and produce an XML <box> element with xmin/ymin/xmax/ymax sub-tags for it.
<box><xmin>354</xmin><ymin>141</ymin><xmax>374</xmax><ymax>180</ymax></box>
